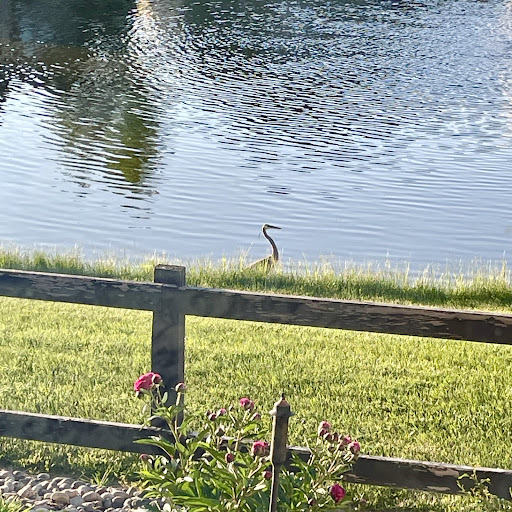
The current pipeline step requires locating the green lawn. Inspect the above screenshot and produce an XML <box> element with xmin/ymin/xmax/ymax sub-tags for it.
<box><xmin>0</xmin><ymin>248</ymin><xmax>512</xmax><ymax>511</ymax></box>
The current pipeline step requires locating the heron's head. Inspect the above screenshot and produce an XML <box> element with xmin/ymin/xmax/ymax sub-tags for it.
<box><xmin>263</xmin><ymin>224</ymin><xmax>281</xmax><ymax>230</ymax></box>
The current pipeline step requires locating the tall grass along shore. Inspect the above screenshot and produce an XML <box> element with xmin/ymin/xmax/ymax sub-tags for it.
<box><xmin>0</xmin><ymin>247</ymin><xmax>512</xmax><ymax>511</ymax></box>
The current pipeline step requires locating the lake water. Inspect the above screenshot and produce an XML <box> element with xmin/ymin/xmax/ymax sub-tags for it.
<box><xmin>1</xmin><ymin>0</ymin><xmax>512</xmax><ymax>270</ymax></box>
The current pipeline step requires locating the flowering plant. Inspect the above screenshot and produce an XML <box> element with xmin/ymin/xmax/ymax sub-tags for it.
<box><xmin>135</xmin><ymin>373</ymin><xmax>360</xmax><ymax>511</ymax></box>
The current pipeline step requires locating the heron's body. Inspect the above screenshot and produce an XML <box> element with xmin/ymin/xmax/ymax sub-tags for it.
<box><xmin>247</xmin><ymin>224</ymin><xmax>281</xmax><ymax>270</ymax></box>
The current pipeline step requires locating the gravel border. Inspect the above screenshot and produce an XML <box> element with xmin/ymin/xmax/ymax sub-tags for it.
<box><xmin>0</xmin><ymin>469</ymin><xmax>171</xmax><ymax>512</ymax></box>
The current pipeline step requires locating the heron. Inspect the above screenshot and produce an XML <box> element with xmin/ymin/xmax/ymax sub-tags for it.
<box><xmin>247</xmin><ymin>224</ymin><xmax>282</xmax><ymax>270</ymax></box>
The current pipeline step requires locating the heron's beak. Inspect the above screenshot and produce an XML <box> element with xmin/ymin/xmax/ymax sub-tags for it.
<box><xmin>267</xmin><ymin>225</ymin><xmax>281</xmax><ymax>230</ymax></box>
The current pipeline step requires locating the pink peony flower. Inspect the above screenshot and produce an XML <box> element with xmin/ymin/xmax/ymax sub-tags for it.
<box><xmin>175</xmin><ymin>382</ymin><xmax>186</xmax><ymax>392</ymax></box>
<box><xmin>225</xmin><ymin>452</ymin><xmax>235</xmax><ymax>463</ymax></box>
<box><xmin>239</xmin><ymin>397</ymin><xmax>255</xmax><ymax>411</ymax></box>
<box><xmin>348</xmin><ymin>440</ymin><xmax>361</xmax><ymax>456</ymax></box>
<box><xmin>134</xmin><ymin>372</ymin><xmax>161</xmax><ymax>392</ymax></box>
<box><xmin>251</xmin><ymin>440</ymin><xmax>270</xmax><ymax>457</ymax></box>
<box><xmin>340</xmin><ymin>435</ymin><xmax>352</xmax><ymax>447</ymax></box>
<box><xmin>263</xmin><ymin>469</ymin><xmax>272</xmax><ymax>480</ymax></box>
<box><xmin>330</xmin><ymin>483</ymin><xmax>346</xmax><ymax>503</ymax></box>
<box><xmin>318</xmin><ymin>421</ymin><xmax>332</xmax><ymax>437</ymax></box>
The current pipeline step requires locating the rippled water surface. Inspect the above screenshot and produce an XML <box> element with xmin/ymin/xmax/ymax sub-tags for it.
<box><xmin>1</xmin><ymin>0</ymin><xmax>512</xmax><ymax>268</ymax></box>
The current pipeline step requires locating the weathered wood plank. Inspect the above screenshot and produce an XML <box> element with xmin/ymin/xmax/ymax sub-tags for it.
<box><xmin>346</xmin><ymin>454</ymin><xmax>512</xmax><ymax>499</ymax></box>
<box><xmin>177</xmin><ymin>286</ymin><xmax>512</xmax><ymax>343</ymax></box>
<box><xmin>287</xmin><ymin>446</ymin><xmax>512</xmax><ymax>499</ymax></box>
<box><xmin>152</xmin><ymin>265</ymin><xmax>186</xmax><ymax>406</ymax></box>
<box><xmin>1</xmin><ymin>268</ymin><xmax>511</xmax><ymax>343</ymax></box>
<box><xmin>1</xmin><ymin>409</ymin><xmax>511</xmax><ymax>500</ymax></box>
<box><xmin>0</xmin><ymin>269</ymin><xmax>162</xmax><ymax>311</ymax></box>
<box><xmin>0</xmin><ymin>410</ymin><xmax>163</xmax><ymax>454</ymax></box>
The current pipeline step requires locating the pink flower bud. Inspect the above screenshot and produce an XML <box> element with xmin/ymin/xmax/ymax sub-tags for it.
<box><xmin>208</xmin><ymin>413</ymin><xmax>218</xmax><ymax>421</ymax></box>
<box><xmin>225</xmin><ymin>453</ymin><xmax>235</xmax><ymax>464</ymax></box>
<box><xmin>341</xmin><ymin>435</ymin><xmax>352</xmax><ymax>447</ymax></box>
<box><xmin>134</xmin><ymin>372</ymin><xmax>159</xmax><ymax>392</ymax></box>
<box><xmin>330</xmin><ymin>483</ymin><xmax>346</xmax><ymax>503</ymax></box>
<box><xmin>217</xmin><ymin>408</ymin><xmax>227</xmax><ymax>416</ymax></box>
<box><xmin>307</xmin><ymin>498</ymin><xmax>316</xmax><ymax>507</ymax></box>
<box><xmin>152</xmin><ymin>373</ymin><xmax>162</xmax><ymax>385</ymax></box>
<box><xmin>348</xmin><ymin>440</ymin><xmax>361</xmax><ymax>456</ymax></box>
<box><xmin>251</xmin><ymin>440</ymin><xmax>270</xmax><ymax>457</ymax></box>
<box><xmin>317</xmin><ymin>421</ymin><xmax>331</xmax><ymax>437</ymax></box>
<box><xmin>175</xmin><ymin>382</ymin><xmax>186</xmax><ymax>393</ymax></box>
<box><xmin>239</xmin><ymin>397</ymin><xmax>255</xmax><ymax>411</ymax></box>
<box><xmin>251</xmin><ymin>412</ymin><xmax>262</xmax><ymax>421</ymax></box>
<box><xmin>140</xmin><ymin>453</ymin><xmax>150</xmax><ymax>461</ymax></box>
<box><xmin>263</xmin><ymin>469</ymin><xmax>272</xmax><ymax>480</ymax></box>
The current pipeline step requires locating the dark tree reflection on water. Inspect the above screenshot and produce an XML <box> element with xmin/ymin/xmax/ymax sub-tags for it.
<box><xmin>0</xmin><ymin>0</ymin><xmax>160</xmax><ymax>192</ymax></box>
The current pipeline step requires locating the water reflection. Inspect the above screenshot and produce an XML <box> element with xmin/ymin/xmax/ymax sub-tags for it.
<box><xmin>0</xmin><ymin>0</ymin><xmax>161</xmax><ymax>194</ymax></box>
<box><xmin>1</xmin><ymin>0</ymin><xmax>512</xmax><ymax>265</ymax></box>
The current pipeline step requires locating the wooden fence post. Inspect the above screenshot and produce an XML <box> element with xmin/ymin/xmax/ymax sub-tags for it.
<box><xmin>152</xmin><ymin>265</ymin><xmax>186</xmax><ymax>407</ymax></box>
<box><xmin>269</xmin><ymin>395</ymin><xmax>294</xmax><ymax>512</ymax></box>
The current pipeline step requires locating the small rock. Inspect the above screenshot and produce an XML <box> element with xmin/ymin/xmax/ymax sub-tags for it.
<box><xmin>128</xmin><ymin>498</ymin><xmax>143</xmax><ymax>508</ymax></box>
<box><xmin>70</xmin><ymin>496</ymin><xmax>84</xmax><ymax>507</ymax></box>
<box><xmin>71</xmin><ymin>481</ymin><xmax>87</xmax><ymax>490</ymax></box>
<box><xmin>49</xmin><ymin>478</ymin><xmax>62</xmax><ymax>487</ymax></box>
<box><xmin>0</xmin><ymin>470</ymin><xmax>13</xmax><ymax>479</ymax></box>
<box><xmin>111</xmin><ymin>497</ymin><xmax>126</xmax><ymax>509</ymax></box>
<box><xmin>77</xmin><ymin>486</ymin><xmax>93</xmax><ymax>496</ymax></box>
<box><xmin>111</xmin><ymin>491</ymin><xmax>129</xmax><ymax>501</ymax></box>
<box><xmin>18</xmin><ymin>484</ymin><xmax>36</xmax><ymax>499</ymax></box>
<box><xmin>12</xmin><ymin>471</ymin><xmax>25</xmax><ymax>480</ymax></box>
<box><xmin>102</xmin><ymin>499</ymin><xmax>112</xmax><ymax>508</ymax></box>
<box><xmin>65</xmin><ymin>489</ymin><xmax>78</xmax><ymax>499</ymax></box>
<box><xmin>37</xmin><ymin>473</ymin><xmax>51</xmax><ymax>481</ymax></box>
<box><xmin>2</xmin><ymin>479</ymin><xmax>14</xmax><ymax>492</ymax></box>
<box><xmin>30</xmin><ymin>507</ymin><xmax>49</xmax><ymax>512</ymax></box>
<box><xmin>65</xmin><ymin>508</ymin><xmax>78</xmax><ymax>512</ymax></box>
<box><xmin>82</xmin><ymin>491</ymin><xmax>102</xmax><ymax>503</ymax></box>
<box><xmin>12</xmin><ymin>481</ymin><xmax>25</xmax><ymax>491</ymax></box>
<box><xmin>51</xmin><ymin>491</ymin><xmax>71</xmax><ymax>505</ymax></box>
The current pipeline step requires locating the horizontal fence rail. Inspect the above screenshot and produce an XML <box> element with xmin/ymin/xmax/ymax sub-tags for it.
<box><xmin>0</xmin><ymin>265</ymin><xmax>511</xmax><ymax>500</ymax></box>
<box><xmin>1</xmin><ymin>409</ymin><xmax>512</xmax><ymax>500</ymax></box>
<box><xmin>1</xmin><ymin>268</ymin><xmax>511</xmax><ymax>343</ymax></box>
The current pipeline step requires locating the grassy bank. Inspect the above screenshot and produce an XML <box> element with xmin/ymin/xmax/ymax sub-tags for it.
<box><xmin>0</xmin><ymin>248</ymin><xmax>512</xmax><ymax>511</ymax></box>
<box><xmin>1</xmin><ymin>247</ymin><xmax>512</xmax><ymax>309</ymax></box>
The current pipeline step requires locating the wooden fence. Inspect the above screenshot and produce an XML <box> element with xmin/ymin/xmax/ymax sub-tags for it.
<box><xmin>0</xmin><ymin>265</ymin><xmax>512</xmax><ymax>499</ymax></box>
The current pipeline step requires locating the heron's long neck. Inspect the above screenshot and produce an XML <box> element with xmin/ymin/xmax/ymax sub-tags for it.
<box><xmin>263</xmin><ymin>228</ymin><xmax>279</xmax><ymax>261</ymax></box>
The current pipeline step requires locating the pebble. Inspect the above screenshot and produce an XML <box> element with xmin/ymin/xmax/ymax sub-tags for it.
<box><xmin>0</xmin><ymin>468</ymin><xmax>174</xmax><ymax>512</ymax></box>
